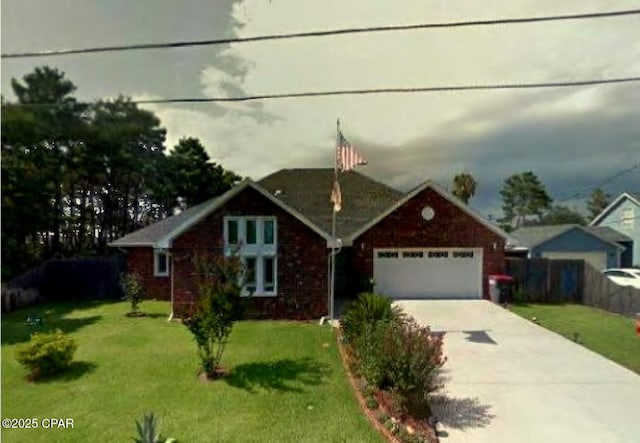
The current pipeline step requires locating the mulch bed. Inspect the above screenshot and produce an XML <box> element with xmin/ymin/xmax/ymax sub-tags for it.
<box><xmin>125</xmin><ymin>311</ymin><xmax>146</xmax><ymax>318</ymax></box>
<box><xmin>334</xmin><ymin>329</ymin><xmax>439</xmax><ymax>443</ymax></box>
<box><xmin>197</xmin><ymin>367</ymin><xmax>230</xmax><ymax>383</ymax></box>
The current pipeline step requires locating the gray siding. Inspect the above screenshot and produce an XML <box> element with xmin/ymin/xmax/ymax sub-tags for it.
<box><xmin>594</xmin><ymin>198</ymin><xmax>640</xmax><ymax>266</ymax></box>
<box><xmin>530</xmin><ymin>227</ymin><xmax>620</xmax><ymax>269</ymax></box>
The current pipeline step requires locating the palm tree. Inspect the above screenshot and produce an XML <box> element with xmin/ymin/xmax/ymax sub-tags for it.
<box><xmin>452</xmin><ymin>172</ymin><xmax>477</xmax><ymax>204</ymax></box>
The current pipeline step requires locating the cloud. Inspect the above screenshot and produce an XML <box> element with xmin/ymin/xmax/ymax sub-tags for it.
<box><xmin>135</xmin><ymin>0</ymin><xmax>639</xmax><ymax>216</ymax></box>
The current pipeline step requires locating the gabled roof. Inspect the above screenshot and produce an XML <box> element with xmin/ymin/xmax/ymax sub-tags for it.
<box><xmin>511</xmin><ymin>224</ymin><xmax>625</xmax><ymax>250</ymax></box>
<box><xmin>345</xmin><ymin>179</ymin><xmax>512</xmax><ymax>243</ymax></box>
<box><xmin>110</xmin><ymin>169</ymin><xmax>511</xmax><ymax>250</ymax></box>
<box><xmin>584</xmin><ymin>226</ymin><xmax>632</xmax><ymax>243</ymax></box>
<box><xmin>590</xmin><ymin>192</ymin><xmax>640</xmax><ymax>226</ymax></box>
<box><xmin>109</xmin><ymin>179</ymin><xmax>334</xmax><ymax>248</ymax></box>
<box><xmin>258</xmin><ymin>168</ymin><xmax>403</xmax><ymax>240</ymax></box>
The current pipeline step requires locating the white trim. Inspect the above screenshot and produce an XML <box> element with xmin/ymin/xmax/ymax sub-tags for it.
<box><xmin>347</xmin><ymin>180</ymin><xmax>512</xmax><ymax>243</ymax></box>
<box><xmin>153</xmin><ymin>250</ymin><xmax>170</xmax><ymax>277</ymax></box>
<box><xmin>590</xmin><ymin>192</ymin><xmax>640</xmax><ymax>226</ymax></box>
<box><xmin>155</xmin><ymin>179</ymin><xmax>331</xmax><ymax>249</ymax></box>
<box><xmin>225</xmin><ymin>216</ymin><xmax>278</xmax><ymax>297</ymax></box>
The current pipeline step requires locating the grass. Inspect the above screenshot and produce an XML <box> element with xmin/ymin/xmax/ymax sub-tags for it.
<box><xmin>1</xmin><ymin>300</ymin><xmax>381</xmax><ymax>442</ymax></box>
<box><xmin>510</xmin><ymin>303</ymin><xmax>640</xmax><ymax>374</ymax></box>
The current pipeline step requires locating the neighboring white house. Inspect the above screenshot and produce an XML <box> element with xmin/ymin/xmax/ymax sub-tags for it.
<box><xmin>590</xmin><ymin>192</ymin><xmax>640</xmax><ymax>267</ymax></box>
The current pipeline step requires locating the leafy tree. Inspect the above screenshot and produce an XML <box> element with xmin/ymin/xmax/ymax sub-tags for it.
<box><xmin>587</xmin><ymin>188</ymin><xmax>611</xmax><ymax>220</ymax></box>
<box><xmin>182</xmin><ymin>252</ymin><xmax>248</xmax><ymax>377</ymax></box>
<box><xmin>168</xmin><ymin>137</ymin><xmax>241</xmax><ymax>210</ymax></box>
<box><xmin>1</xmin><ymin>66</ymin><xmax>241</xmax><ymax>281</ymax></box>
<box><xmin>540</xmin><ymin>205</ymin><xmax>586</xmax><ymax>225</ymax></box>
<box><xmin>499</xmin><ymin>172</ymin><xmax>552</xmax><ymax>229</ymax></box>
<box><xmin>451</xmin><ymin>172</ymin><xmax>477</xmax><ymax>204</ymax></box>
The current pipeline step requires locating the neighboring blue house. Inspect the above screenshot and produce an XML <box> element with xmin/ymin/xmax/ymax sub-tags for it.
<box><xmin>590</xmin><ymin>192</ymin><xmax>640</xmax><ymax>267</ymax></box>
<box><xmin>509</xmin><ymin>224</ymin><xmax>629</xmax><ymax>270</ymax></box>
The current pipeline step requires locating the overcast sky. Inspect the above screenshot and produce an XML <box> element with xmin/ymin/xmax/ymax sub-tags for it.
<box><xmin>2</xmin><ymin>0</ymin><xmax>639</xmax><ymax>218</ymax></box>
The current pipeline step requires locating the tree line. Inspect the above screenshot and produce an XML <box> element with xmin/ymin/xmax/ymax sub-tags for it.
<box><xmin>2</xmin><ymin>66</ymin><xmax>615</xmax><ymax>280</ymax></box>
<box><xmin>1</xmin><ymin>67</ymin><xmax>240</xmax><ymax>280</ymax></box>
<box><xmin>451</xmin><ymin>172</ymin><xmax>612</xmax><ymax>231</ymax></box>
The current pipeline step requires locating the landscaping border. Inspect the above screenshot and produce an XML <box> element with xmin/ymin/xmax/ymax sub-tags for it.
<box><xmin>334</xmin><ymin>327</ymin><xmax>439</xmax><ymax>443</ymax></box>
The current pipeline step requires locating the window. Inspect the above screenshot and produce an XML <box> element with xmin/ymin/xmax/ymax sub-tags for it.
<box><xmin>621</xmin><ymin>208</ymin><xmax>635</xmax><ymax>229</ymax></box>
<box><xmin>154</xmin><ymin>251</ymin><xmax>169</xmax><ymax>277</ymax></box>
<box><xmin>224</xmin><ymin>217</ymin><xmax>277</xmax><ymax>295</ymax></box>
<box><xmin>244</xmin><ymin>257</ymin><xmax>257</xmax><ymax>293</ymax></box>
<box><xmin>246</xmin><ymin>219</ymin><xmax>257</xmax><ymax>244</ymax></box>
<box><xmin>227</xmin><ymin>219</ymin><xmax>239</xmax><ymax>244</ymax></box>
<box><xmin>263</xmin><ymin>220</ymin><xmax>275</xmax><ymax>245</ymax></box>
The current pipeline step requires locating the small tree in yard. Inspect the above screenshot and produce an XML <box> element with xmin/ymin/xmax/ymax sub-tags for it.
<box><xmin>182</xmin><ymin>252</ymin><xmax>248</xmax><ymax>378</ymax></box>
<box><xmin>121</xmin><ymin>272</ymin><xmax>146</xmax><ymax>316</ymax></box>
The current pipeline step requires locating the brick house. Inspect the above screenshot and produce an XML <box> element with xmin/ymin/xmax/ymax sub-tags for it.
<box><xmin>109</xmin><ymin>168</ymin><xmax>510</xmax><ymax>319</ymax></box>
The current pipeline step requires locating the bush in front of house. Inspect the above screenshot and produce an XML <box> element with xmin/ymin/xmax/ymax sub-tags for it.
<box><xmin>182</xmin><ymin>252</ymin><xmax>248</xmax><ymax>377</ymax></box>
<box><xmin>341</xmin><ymin>292</ymin><xmax>403</xmax><ymax>345</ymax></box>
<box><xmin>121</xmin><ymin>272</ymin><xmax>145</xmax><ymax>315</ymax></box>
<box><xmin>384</xmin><ymin>318</ymin><xmax>445</xmax><ymax>416</ymax></box>
<box><xmin>15</xmin><ymin>329</ymin><xmax>77</xmax><ymax>379</ymax></box>
<box><xmin>343</xmin><ymin>293</ymin><xmax>446</xmax><ymax>418</ymax></box>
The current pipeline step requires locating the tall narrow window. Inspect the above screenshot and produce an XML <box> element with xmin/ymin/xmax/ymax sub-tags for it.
<box><xmin>263</xmin><ymin>256</ymin><xmax>275</xmax><ymax>293</ymax></box>
<box><xmin>263</xmin><ymin>219</ymin><xmax>275</xmax><ymax>245</ymax></box>
<box><xmin>227</xmin><ymin>219</ymin><xmax>238</xmax><ymax>244</ymax></box>
<box><xmin>246</xmin><ymin>219</ymin><xmax>257</xmax><ymax>244</ymax></box>
<box><xmin>244</xmin><ymin>257</ymin><xmax>257</xmax><ymax>293</ymax></box>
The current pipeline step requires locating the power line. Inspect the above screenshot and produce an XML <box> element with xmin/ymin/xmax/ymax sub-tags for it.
<box><xmin>3</xmin><ymin>9</ymin><xmax>640</xmax><ymax>59</ymax></box>
<box><xmin>11</xmin><ymin>76</ymin><xmax>640</xmax><ymax>108</ymax></box>
<box><xmin>559</xmin><ymin>162</ymin><xmax>640</xmax><ymax>202</ymax></box>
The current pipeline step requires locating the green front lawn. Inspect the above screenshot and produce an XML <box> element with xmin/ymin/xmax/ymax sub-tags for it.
<box><xmin>510</xmin><ymin>303</ymin><xmax>640</xmax><ymax>374</ymax></box>
<box><xmin>1</xmin><ymin>301</ymin><xmax>380</xmax><ymax>442</ymax></box>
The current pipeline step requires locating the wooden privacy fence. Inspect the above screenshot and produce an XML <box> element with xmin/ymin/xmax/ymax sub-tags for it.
<box><xmin>506</xmin><ymin>258</ymin><xmax>640</xmax><ymax>317</ymax></box>
<box><xmin>582</xmin><ymin>262</ymin><xmax>640</xmax><ymax>318</ymax></box>
<box><xmin>505</xmin><ymin>258</ymin><xmax>584</xmax><ymax>303</ymax></box>
<box><xmin>1</xmin><ymin>256</ymin><xmax>125</xmax><ymax>313</ymax></box>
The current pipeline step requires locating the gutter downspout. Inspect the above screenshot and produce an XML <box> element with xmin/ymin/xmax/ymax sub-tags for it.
<box><xmin>167</xmin><ymin>250</ymin><xmax>174</xmax><ymax>322</ymax></box>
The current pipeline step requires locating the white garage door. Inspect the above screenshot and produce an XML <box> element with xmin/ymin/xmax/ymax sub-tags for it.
<box><xmin>541</xmin><ymin>251</ymin><xmax>607</xmax><ymax>271</ymax></box>
<box><xmin>373</xmin><ymin>248</ymin><xmax>483</xmax><ymax>299</ymax></box>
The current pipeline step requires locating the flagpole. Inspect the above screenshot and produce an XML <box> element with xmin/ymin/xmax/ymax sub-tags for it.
<box><xmin>329</xmin><ymin>119</ymin><xmax>340</xmax><ymax>321</ymax></box>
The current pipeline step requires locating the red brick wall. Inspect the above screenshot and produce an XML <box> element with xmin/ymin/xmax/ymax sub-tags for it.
<box><xmin>352</xmin><ymin>187</ymin><xmax>505</xmax><ymax>298</ymax></box>
<box><xmin>125</xmin><ymin>248</ymin><xmax>171</xmax><ymax>300</ymax></box>
<box><xmin>169</xmin><ymin>187</ymin><xmax>329</xmax><ymax>319</ymax></box>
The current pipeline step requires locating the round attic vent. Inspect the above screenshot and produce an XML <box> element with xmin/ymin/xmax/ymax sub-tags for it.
<box><xmin>421</xmin><ymin>206</ymin><xmax>435</xmax><ymax>221</ymax></box>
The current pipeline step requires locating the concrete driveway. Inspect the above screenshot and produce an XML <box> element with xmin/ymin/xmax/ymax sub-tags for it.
<box><xmin>394</xmin><ymin>300</ymin><xmax>640</xmax><ymax>443</ymax></box>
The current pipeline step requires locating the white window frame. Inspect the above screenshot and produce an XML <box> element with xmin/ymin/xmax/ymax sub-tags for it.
<box><xmin>223</xmin><ymin>216</ymin><xmax>277</xmax><ymax>296</ymax></box>
<box><xmin>154</xmin><ymin>250</ymin><xmax>170</xmax><ymax>277</ymax></box>
<box><xmin>621</xmin><ymin>208</ymin><xmax>635</xmax><ymax>229</ymax></box>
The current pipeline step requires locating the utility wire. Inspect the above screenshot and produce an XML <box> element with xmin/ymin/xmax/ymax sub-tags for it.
<box><xmin>559</xmin><ymin>162</ymin><xmax>640</xmax><ymax>202</ymax></box>
<box><xmin>11</xmin><ymin>76</ymin><xmax>640</xmax><ymax>108</ymax></box>
<box><xmin>3</xmin><ymin>9</ymin><xmax>640</xmax><ymax>59</ymax></box>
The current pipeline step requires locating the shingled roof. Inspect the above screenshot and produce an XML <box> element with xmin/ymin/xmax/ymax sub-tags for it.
<box><xmin>511</xmin><ymin>224</ymin><xmax>628</xmax><ymax>249</ymax></box>
<box><xmin>109</xmin><ymin>196</ymin><xmax>224</xmax><ymax>247</ymax></box>
<box><xmin>110</xmin><ymin>169</ymin><xmax>403</xmax><ymax>248</ymax></box>
<box><xmin>258</xmin><ymin>168</ymin><xmax>403</xmax><ymax>238</ymax></box>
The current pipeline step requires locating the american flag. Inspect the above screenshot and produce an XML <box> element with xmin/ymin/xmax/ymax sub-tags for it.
<box><xmin>336</xmin><ymin>130</ymin><xmax>367</xmax><ymax>172</ymax></box>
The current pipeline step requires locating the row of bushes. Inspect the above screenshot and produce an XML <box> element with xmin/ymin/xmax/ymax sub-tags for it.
<box><xmin>342</xmin><ymin>293</ymin><xmax>445</xmax><ymax>418</ymax></box>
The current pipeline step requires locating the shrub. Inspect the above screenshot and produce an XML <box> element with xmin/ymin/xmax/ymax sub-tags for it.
<box><xmin>15</xmin><ymin>329</ymin><xmax>77</xmax><ymax>379</ymax></box>
<box><xmin>121</xmin><ymin>272</ymin><xmax>145</xmax><ymax>313</ymax></box>
<box><xmin>182</xmin><ymin>252</ymin><xmax>248</xmax><ymax>376</ymax></box>
<box><xmin>352</xmin><ymin>320</ymin><xmax>392</xmax><ymax>388</ymax></box>
<box><xmin>133</xmin><ymin>412</ymin><xmax>175</xmax><ymax>443</ymax></box>
<box><xmin>383</xmin><ymin>319</ymin><xmax>446</xmax><ymax>416</ymax></box>
<box><xmin>341</xmin><ymin>292</ymin><xmax>401</xmax><ymax>345</ymax></box>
